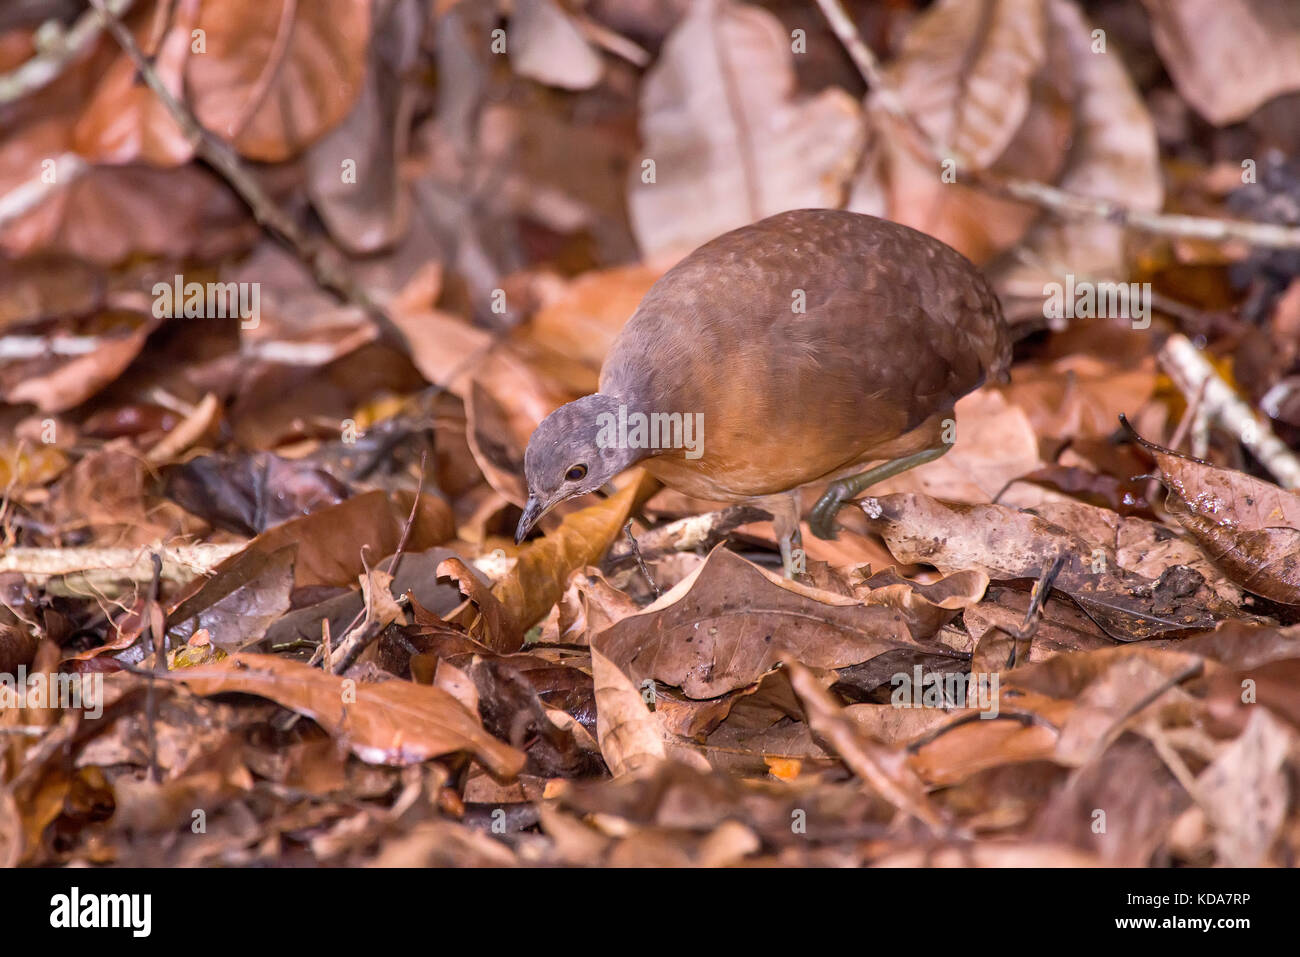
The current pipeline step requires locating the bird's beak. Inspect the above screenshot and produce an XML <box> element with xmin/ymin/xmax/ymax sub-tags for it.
<box><xmin>514</xmin><ymin>495</ymin><xmax>549</xmax><ymax>545</ymax></box>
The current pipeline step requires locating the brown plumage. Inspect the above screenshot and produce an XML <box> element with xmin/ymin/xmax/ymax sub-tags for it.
<box><xmin>517</xmin><ymin>209</ymin><xmax>1011</xmax><ymax>560</ymax></box>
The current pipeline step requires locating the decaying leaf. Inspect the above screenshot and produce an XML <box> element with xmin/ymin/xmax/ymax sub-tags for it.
<box><xmin>628</xmin><ymin>0</ymin><xmax>866</xmax><ymax>256</ymax></box>
<box><xmin>186</xmin><ymin>0</ymin><xmax>372</xmax><ymax>161</ymax></box>
<box><xmin>453</xmin><ymin>473</ymin><xmax>657</xmax><ymax>652</ymax></box>
<box><xmin>170</xmin><ymin>653</ymin><xmax>525</xmax><ymax>776</ymax></box>
<box><xmin>858</xmin><ymin>492</ymin><xmax>1230</xmax><ymax>639</ymax></box>
<box><xmin>1143</xmin><ymin>0</ymin><xmax>1300</xmax><ymax>125</ymax></box>
<box><xmin>1141</xmin><ymin>435</ymin><xmax>1300</xmax><ymax>605</ymax></box>
<box><xmin>594</xmin><ymin>546</ymin><xmax>923</xmax><ymax>699</ymax></box>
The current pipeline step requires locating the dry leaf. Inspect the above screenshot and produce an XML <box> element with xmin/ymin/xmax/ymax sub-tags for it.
<box><xmin>1144</xmin><ymin>0</ymin><xmax>1300</xmax><ymax>125</ymax></box>
<box><xmin>628</xmin><ymin>0</ymin><xmax>866</xmax><ymax>257</ymax></box>
<box><xmin>186</xmin><ymin>0</ymin><xmax>371</xmax><ymax>161</ymax></box>
<box><xmin>171</xmin><ymin>653</ymin><xmax>525</xmax><ymax>775</ymax></box>
<box><xmin>594</xmin><ymin>546</ymin><xmax>921</xmax><ymax>699</ymax></box>
<box><xmin>1144</xmin><ymin>437</ymin><xmax>1300</xmax><ymax>605</ymax></box>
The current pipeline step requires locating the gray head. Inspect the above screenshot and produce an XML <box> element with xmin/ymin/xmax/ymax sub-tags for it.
<box><xmin>515</xmin><ymin>393</ymin><xmax>650</xmax><ymax>544</ymax></box>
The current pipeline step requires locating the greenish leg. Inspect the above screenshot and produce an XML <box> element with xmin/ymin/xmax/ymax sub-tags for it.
<box><xmin>757</xmin><ymin>490</ymin><xmax>804</xmax><ymax>579</ymax></box>
<box><xmin>809</xmin><ymin>446</ymin><xmax>950</xmax><ymax>541</ymax></box>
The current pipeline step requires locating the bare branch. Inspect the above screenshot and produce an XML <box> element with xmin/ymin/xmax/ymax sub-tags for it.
<box><xmin>813</xmin><ymin>0</ymin><xmax>1300</xmax><ymax>250</ymax></box>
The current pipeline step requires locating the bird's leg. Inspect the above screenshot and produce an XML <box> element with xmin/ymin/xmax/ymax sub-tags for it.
<box><xmin>757</xmin><ymin>490</ymin><xmax>804</xmax><ymax>578</ymax></box>
<box><xmin>809</xmin><ymin>446</ymin><xmax>950</xmax><ymax>540</ymax></box>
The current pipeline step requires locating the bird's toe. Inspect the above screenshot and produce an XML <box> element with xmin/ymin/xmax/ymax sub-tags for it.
<box><xmin>809</xmin><ymin>484</ymin><xmax>846</xmax><ymax>540</ymax></box>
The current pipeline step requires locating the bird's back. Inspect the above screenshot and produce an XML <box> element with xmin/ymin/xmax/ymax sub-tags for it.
<box><xmin>599</xmin><ymin>209</ymin><xmax>1011</xmax><ymax>500</ymax></box>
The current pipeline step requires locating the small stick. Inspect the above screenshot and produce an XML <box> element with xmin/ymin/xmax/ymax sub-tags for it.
<box><xmin>1157</xmin><ymin>333</ymin><xmax>1300</xmax><ymax>488</ymax></box>
<box><xmin>1007</xmin><ymin>553</ymin><xmax>1066</xmax><ymax>669</ymax></box>
<box><xmin>87</xmin><ymin>0</ymin><xmax>412</xmax><ymax>354</ymax></box>
<box><xmin>326</xmin><ymin>457</ymin><xmax>427</xmax><ymax>675</ymax></box>
<box><xmin>623</xmin><ymin>521</ymin><xmax>660</xmax><ymax>598</ymax></box>
<box><xmin>143</xmin><ymin>552</ymin><xmax>164</xmax><ymax>784</ymax></box>
<box><xmin>0</xmin><ymin>0</ymin><xmax>136</xmax><ymax>104</ymax></box>
<box><xmin>812</xmin><ymin>0</ymin><xmax>1300</xmax><ymax>250</ymax></box>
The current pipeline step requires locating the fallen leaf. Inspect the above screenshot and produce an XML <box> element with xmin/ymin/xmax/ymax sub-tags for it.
<box><xmin>186</xmin><ymin>0</ymin><xmax>372</xmax><ymax>161</ymax></box>
<box><xmin>1139</xmin><ymin>429</ymin><xmax>1300</xmax><ymax>605</ymax></box>
<box><xmin>487</xmin><ymin>472</ymin><xmax>658</xmax><ymax>651</ymax></box>
<box><xmin>594</xmin><ymin>546</ymin><xmax>921</xmax><ymax>699</ymax></box>
<box><xmin>628</xmin><ymin>0</ymin><xmax>866</xmax><ymax>257</ymax></box>
<box><xmin>1143</xmin><ymin>0</ymin><xmax>1300</xmax><ymax>125</ymax></box>
<box><xmin>170</xmin><ymin>653</ymin><xmax>525</xmax><ymax>775</ymax></box>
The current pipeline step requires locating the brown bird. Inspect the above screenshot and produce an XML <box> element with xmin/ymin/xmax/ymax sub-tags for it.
<box><xmin>516</xmin><ymin>208</ymin><xmax>1011</xmax><ymax>575</ymax></box>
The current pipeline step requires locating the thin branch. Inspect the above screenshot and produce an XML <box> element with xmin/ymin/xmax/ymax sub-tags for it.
<box><xmin>0</xmin><ymin>0</ymin><xmax>135</xmax><ymax>104</ymax></box>
<box><xmin>622</xmin><ymin>520</ymin><xmax>660</xmax><ymax>598</ymax></box>
<box><xmin>0</xmin><ymin>542</ymin><xmax>244</xmax><ymax>593</ymax></box>
<box><xmin>1158</xmin><ymin>333</ymin><xmax>1300</xmax><ymax>489</ymax></box>
<box><xmin>813</xmin><ymin>0</ymin><xmax>1300</xmax><ymax>250</ymax></box>
<box><xmin>0</xmin><ymin>153</ymin><xmax>87</xmax><ymax>229</ymax></box>
<box><xmin>323</xmin><ymin>453</ymin><xmax>427</xmax><ymax>674</ymax></box>
<box><xmin>87</xmin><ymin>0</ymin><xmax>413</xmax><ymax>354</ymax></box>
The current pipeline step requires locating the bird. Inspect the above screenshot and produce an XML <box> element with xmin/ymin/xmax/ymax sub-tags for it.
<box><xmin>515</xmin><ymin>208</ymin><xmax>1012</xmax><ymax>576</ymax></box>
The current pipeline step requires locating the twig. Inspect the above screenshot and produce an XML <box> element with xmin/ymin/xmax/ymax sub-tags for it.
<box><xmin>1157</xmin><ymin>333</ymin><xmax>1300</xmax><ymax>489</ymax></box>
<box><xmin>143</xmin><ymin>551</ymin><xmax>163</xmax><ymax>784</ymax></box>
<box><xmin>606</xmin><ymin>505</ymin><xmax>770</xmax><ymax>562</ymax></box>
<box><xmin>0</xmin><ymin>153</ymin><xmax>87</xmax><ymax>229</ymax></box>
<box><xmin>324</xmin><ymin>455</ymin><xmax>427</xmax><ymax>674</ymax></box>
<box><xmin>1007</xmin><ymin>554</ymin><xmax>1066</xmax><ymax>669</ymax></box>
<box><xmin>87</xmin><ymin>0</ymin><xmax>413</xmax><ymax>354</ymax></box>
<box><xmin>0</xmin><ymin>542</ymin><xmax>244</xmax><ymax>593</ymax></box>
<box><xmin>622</xmin><ymin>521</ymin><xmax>659</xmax><ymax>598</ymax></box>
<box><xmin>575</xmin><ymin>14</ymin><xmax>650</xmax><ymax>68</ymax></box>
<box><xmin>0</xmin><ymin>725</ymin><xmax>54</xmax><ymax>736</ymax></box>
<box><xmin>0</xmin><ymin>0</ymin><xmax>135</xmax><ymax>103</ymax></box>
<box><xmin>1167</xmin><ymin>375</ymin><xmax>1210</xmax><ymax>455</ymax></box>
<box><xmin>813</xmin><ymin>0</ymin><xmax>1300</xmax><ymax>250</ymax></box>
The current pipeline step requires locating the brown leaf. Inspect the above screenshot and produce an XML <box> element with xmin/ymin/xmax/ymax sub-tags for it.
<box><xmin>303</xmin><ymin>0</ymin><xmax>423</xmax><ymax>253</ymax></box>
<box><xmin>73</xmin><ymin>3</ymin><xmax>197</xmax><ymax>166</ymax></box>
<box><xmin>487</xmin><ymin>472</ymin><xmax>658</xmax><ymax>651</ymax></box>
<box><xmin>891</xmin><ymin>0</ymin><xmax>1047</xmax><ymax>167</ymax></box>
<box><xmin>1144</xmin><ymin>439</ymin><xmax>1300</xmax><ymax>605</ymax></box>
<box><xmin>1000</xmin><ymin>354</ymin><xmax>1158</xmax><ymax>442</ymax></box>
<box><xmin>853</xmin><ymin>566</ymin><xmax>990</xmax><ymax>640</ymax></box>
<box><xmin>0</xmin><ymin>313</ymin><xmax>157</xmax><ymax>413</ymax></box>
<box><xmin>594</xmin><ymin>546</ymin><xmax>920</xmax><ymax>699</ymax></box>
<box><xmin>865</xmin><ymin>390</ymin><xmax>1042</xmax><ymax>504</ymax></box>
<box><xmin>628</xmin><ymin>0</ymin><xmax>866</xmax><ymax>257</ymax></box>
<box><xmin>858</xmin><ymin>492</ymin><xmax>1228</xmax><ymax>639</ymax></box>
<box><xmin>166</xmin><ymin>544</ymin><xmax>296</xmax><ymax>652</ymax></box>
<box><xmin>185</xmin><ymin>0</ymin><xmax>372</xmax><ymax>161</ymax></box>
<box><xmin>784</xmin><ymin>657</ymin><xmax>950</xmax><ymax>833</ymax></box>
<box><xmin>1194</xmin><ymin>708</ymin><xmax>1292</xmax><ymax>866</ymax></box>
<box><xmin>591</xmin><ymin>644</ymin><xmax>667</xmax><ymax>777</ymax></box>
<box><xmin>1144</xmin><ymin>0</ymin><xmax>1300</xmax><ymax>125</ymax></box>
<box><xmin>200</xmin><ymin>489</ymin><xmax>452</xmax><ymax>591</ymax></box>
<box><xmin>169</xmin><ymin>653</ymin><xmax>525</xmax><ymax>775</ymax></box>
<box><xmin>852</xmin><ymin>0</ymin><xmax>1062</xmax><ymax>263</ymax></box>
<box><xmin>514</xmin><ymin>265</ymin><xmax>663</xmax><ymax>395</ymax></box>
<box><xmin>991</xmin><ymin>0</ymin><xmax>1162</xmax><ymax>305</ymax></box>
<box><xmin>510</xmin><ymin>0</ymin><xmax>603</xmax><ymax>90</ymax></box>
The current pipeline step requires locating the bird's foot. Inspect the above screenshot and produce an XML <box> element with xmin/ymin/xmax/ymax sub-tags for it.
<box><xmin>809</xmin><ymin>481</ymin><xmax>848</xmax><ymax>541</ymax></box>
<box><xmin>809</xmin><ymin>447</ymin><xmax>952</xmax><ymax>541</ymax></box>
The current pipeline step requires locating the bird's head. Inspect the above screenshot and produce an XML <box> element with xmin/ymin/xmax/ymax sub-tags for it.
<box><xmin>516</xmin><ymin>393</ymin><xmax>647</xmax><ymax>544</ymax></box>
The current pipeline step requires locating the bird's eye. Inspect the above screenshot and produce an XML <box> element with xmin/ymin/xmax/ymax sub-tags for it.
<box><xmin>565</xmin><ymin>464</ymin><xmax>588</xmax><ymax>482</ymax></box>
